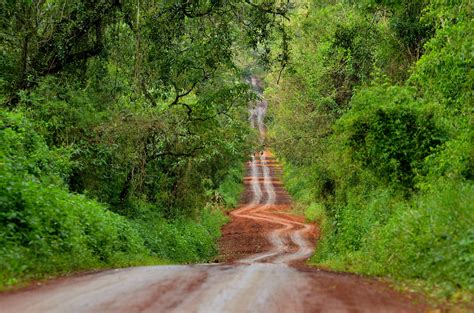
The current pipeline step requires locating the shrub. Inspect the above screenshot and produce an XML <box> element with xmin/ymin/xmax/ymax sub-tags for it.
<box><xmin>0</xmin><ymin>111</ymin><xmax>152</xmax><ymax>287</ymax></box>
<box><xmin>1</xmin><ymin>111</ymin><xmax>231</xmax><ymax>287</ymax></box>
<box><xmin>338</xmin><ymin>85</ymin><xmax>445</xmax><ymax>188</ymax></box>
<box><xmin>215</xmin><ymin>164</ymin><xmax>245</xmax><ymax>208</ymax></box>
<box><xmin>352</xmin><ymin>180</ymin><xmax>474</xmax><ymax>292</ymax></box>
<box><xmin>132</xmin><ymin>208</ymin><xmax>227</xmax><ymax>263</ymax></box>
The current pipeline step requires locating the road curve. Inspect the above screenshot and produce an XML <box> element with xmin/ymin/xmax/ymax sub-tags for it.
<box><xmin>232</xmin><ymin>151</ymin><xmax>314</xmax><ymax>265</ymax></box>
<box><xmin>0</xmin><ymin>77</ymin><xmax>427</xmax><ymax>313</ymax></box>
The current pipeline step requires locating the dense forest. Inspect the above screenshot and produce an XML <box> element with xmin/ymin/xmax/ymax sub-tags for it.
<box><xmin>0</xmin><ymin>0</ymin><xmax>472</xmax><ymax>303</ymax></box>
<box><xmin>0</xmin><ymin>0</ymin><xmax>290</xmax><ymax>287</ymax></box>
<box><xmin>266</xmin><ymin>0</ymin><xmax>473</xmax><ymax>300</ymax></box>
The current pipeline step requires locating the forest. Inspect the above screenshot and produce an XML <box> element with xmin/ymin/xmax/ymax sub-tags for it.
<box><xmin>1</xmin><ymin>0</ymin><xmax>292</xmax><ymax>287</ymax></box>
<box><xmin>0</xmin><ymin>0</ymin><xmax>472</xmax><ymax>304</ymax></box>
<box><xmin>265</xmin><ymin>0</ymin><xmax>473</xmax><ymax>300</ymax></box>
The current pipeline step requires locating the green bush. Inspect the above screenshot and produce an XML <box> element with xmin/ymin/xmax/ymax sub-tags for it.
<box><xmin>410</xmin><ymin>20</ymin><xmax>472</xmax><ymax>109</ymax></box>
<box><xmin>133</xmin><ymin>208</ymin><xmax>227</xmax><ymax>263</ymax></box>
<box><xmin>267</xmin><ymin>0</ymin><xmax>473</xmax><ymax>301</ymax></box>
<box><xmin>216</xmin><ymin>164</ymin><xmax>245</xmax><ymax>208</ymax></box>
<box><xmin>0</xmin><ymin>111</ymin><xmax>150</xmax><ymax>286</ymax></box>
<box><xmin>338</xmin><ymin>85</ymin><xmax>445</xmax><ymax>188</ymax></box>
<box><xmin>0</xmin><ymin>111</ymin><xmax>229</xmax><ymax>288</ymax></box>
<box><xmin>344</xmin><ymin>180</ymin><xmax>474</xmax><ymax>293</ymax></box>
<box><xmin>304</xmin><ymin>202</ymin><xmax>326</xmax><ymax>223</ymax></box>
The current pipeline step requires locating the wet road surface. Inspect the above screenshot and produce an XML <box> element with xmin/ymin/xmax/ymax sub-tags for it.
<box><xmin>0</xmin><ymin>77</ymin><xmax>427</xmax><ymax>313</ymax></box>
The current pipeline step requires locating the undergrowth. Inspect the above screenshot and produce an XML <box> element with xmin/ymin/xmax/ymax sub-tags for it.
<box><xmin>279</xmin><ymin>161</ymin><xmax>473</xmax><ymax>307</ymax></box>
<box><xmin>216</xmin><ymin>163</ymin><xmax>245</xmax><ymax>209</ymax></box>
<box><xmin>267</xmin><ymin>1</ymin><xmax>473</xmax><ymax>305</ymax></box>
<box><xmin>0</xmin><ymin>111</ymin><xmax>237</xmax><ymax>289</ymax></box>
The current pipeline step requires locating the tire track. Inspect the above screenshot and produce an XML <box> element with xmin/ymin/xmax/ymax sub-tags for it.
<box><xmin>232</xmin><ymin>76</ymin><xmax>316</xmax><ymax>265</ymax></box>
<box><xmin>0</xmin><ymin>75</ymin><xmax>428</xmax><ymax>313</ymax></box>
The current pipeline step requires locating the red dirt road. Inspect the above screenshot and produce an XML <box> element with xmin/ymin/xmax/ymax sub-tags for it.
<box><xmin>0</xmin><ymin>78</ymin><xmax>428</xmax><ymax>313</ymax></box>
<box><xmin>0</xmin><ymin>151</ymin><xmax>427</xmax><ymax>313</ymax></box>
<box><xmin>219</xmin><ymin>151</ymin><xmax>317</xmax><ymax>266</ymax></box>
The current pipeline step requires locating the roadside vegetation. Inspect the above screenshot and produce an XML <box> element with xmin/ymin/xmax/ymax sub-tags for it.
<box><xmin>0</xmin><ymin>1</ymin><xmax>290</xmax><ymax>288</ymax></box>
<box><xmin>266</xmin><ymin>0</ymin><xmax>473</xmax><ymax>302</ymax></box>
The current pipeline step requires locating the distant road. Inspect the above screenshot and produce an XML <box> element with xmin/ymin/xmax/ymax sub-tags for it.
<box><xmin>0</xmin><ymin>77</ymin><xmax>426</xmax><ymax>313</ymax></box>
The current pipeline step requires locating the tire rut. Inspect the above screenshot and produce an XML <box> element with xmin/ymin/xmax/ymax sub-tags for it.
<box><xmin>0</xmin><ymin>76</ymin><xmax>428</xmax><ymax>313</ymax></box>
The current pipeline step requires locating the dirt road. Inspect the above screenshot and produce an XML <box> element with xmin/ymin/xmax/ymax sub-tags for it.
<box><xmin>0</xmin><ymin>78</ymin><xmax>427</xmax><ymax>313</ymax></box>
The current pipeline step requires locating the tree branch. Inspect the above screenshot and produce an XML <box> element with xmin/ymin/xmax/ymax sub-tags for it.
<box><xmin>170</xmin><ymin>80</ymin><xmax>199</xmax><ymax>106</ymax></box>
<box><xmin>244</xmin><ymin>0</ymin><xmax>291</xmax><ymax>21</ymax></box>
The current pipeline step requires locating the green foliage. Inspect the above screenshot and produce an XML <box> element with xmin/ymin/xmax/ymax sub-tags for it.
<box><xmin>268</xmin><ymin>0</ymin><xmax>473</xmax><ymax>300</ymax></box>
<box><xmin>364</xmin><ymin>0</ymin><xmax>433</xmax><ymax>58</ymax></box>
<box><xmin>0</xmin><ymin>109</ymin><xmax>73</xmax><ymax>184</ymax></box>
<box><xmin>0</xmin><ymin>0</ymin><xmax>289</xmax><ymax>217</ymax></box>
<box><xmin>0</xmin><ymin>0</ymin><xmax>294</xmax><ymax>288</ymax></box>
<box><xmin>339</xmin><ymin>85</ymin><xmax>445</xmax><ymax>188</ymax></box>
<box><xmin>0</xmin><ymin>0</ymin><xmax>290</xmax><ymax>288</ymax></box>
<box><xmin>0</xmin><ymin>111</ymin><xmax>146</xmax><ymax>286</ymax></box>
<box><xmin>15</xmin><ymin>70</ymin><xmax>254</xmax><ymax>219</ymax></box>
<box><xmin>304</xmin><ymin>202</ymin><xmax>326</xmax><ymax>224</ymax></box>
<box><xmin>410</xmin><ymin>19</ymin><xmax>473</xmax><ymax>109</ymax></box>
<box><xmin>423</xmin><ymin>130</ymin><xmax>474</xmax><ymax>183</ymax></box>
<box><xmin>0</xmin><ymin>111</ymin><xmax>229</xmax><ymax>288</ymax></box>
<box><xmin>311</xmin><ymin>179</ymin><xmax>474</xmax><ymax>294</ymax></box>
<box><xmin>215</xmin><ymin>163</ymin><xmax>246</xmax><ymax>208</ymax></box>
<box><xmin>364</xmin><ymin>181</ymin><xmax>474</xmax><ymax>291</ymax></box>
<box><xmin>132</xmin><ymin>208</ymin><xmax>228</xmax><ymax>263</ymax></box>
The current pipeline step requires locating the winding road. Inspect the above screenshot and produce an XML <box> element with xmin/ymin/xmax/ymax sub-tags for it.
<box><xmin>0</xmin><ymin>77</ymin><xmax>427</xmax><ymax>313</ymax></box>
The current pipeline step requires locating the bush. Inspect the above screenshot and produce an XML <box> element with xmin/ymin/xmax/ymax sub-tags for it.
<box><xmin>0</xmin><ymin>111</ymin><xmax>151</xmax><ymax>286</ymax></box>
<box><xmin>0</xmin><ymin>111</ymin><xmax>229</xmax><ymax>288</ymax></box>
<box><xmin>410</xmin><ymin>20</ymin><xmax>472</xmax><ymax>109</ymax></box>
<box><xmin>133</xmin><ymin>208</ymin><xmax>228</xmax><ymax>263</ymax></box>
<box><xmin>267</xmin><ymin>1</ymin><xmax>473</xmax><ymax>301</ymax></box>
<box><xmin>338</xmin><ymin>85</ymin><xmax>445</xmax><ymax>188</ymax></box>
<box><xmin>216</xmin><ymin>163</ymin><xmax>245</xmax><ymax>208</ymax></box>
<box><xmin>350</xmin><ymin>180</ymin><xmax>474</xmax><ymax>293</ymax></box>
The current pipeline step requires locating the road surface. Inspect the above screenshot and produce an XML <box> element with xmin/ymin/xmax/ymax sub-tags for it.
<box><xmin>0</xmin><ymin>77</ymin><xmax>427</xmax><ymax>313</ymax></box>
